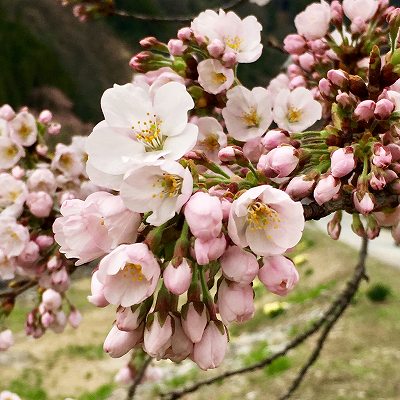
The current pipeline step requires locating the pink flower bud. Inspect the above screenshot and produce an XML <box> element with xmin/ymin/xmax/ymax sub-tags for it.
<box><xmin>220</xmin><ymin>245</ymin><xmax>259</xmax><ymax>284</ymax></box>
<box><xmin>68</xmin><ymin>308</ymin><xmax>82</xmax><ymax>328</ymax></box>
<box><xmin>353</xmin><ymin>191</ymin><xmax>375</xmax><ymax>215</ymax></box>
<box><xmin>167</xmin><ymin>314</ymin><xmax>193</xmax><ymax>362</ymax></box>
<box><xmin>351</xmin><ymin>16</ymin><xmax>367</xmax><ymax>34</ymax></box>
<box><xmin>184</xmin><ymin>192</ymin><xmax>223</xmax><ymax>240</ymax></box>
<box><xmin>257</xmin><ymin>146</ymin><xmax>299</xmax><ymax>178</ymax></box>
<box><xmin>207</xmin><ymin>39</ymin><xmax>225</xmax><ymax>58</ymax></box>
<box><xmin>327</xmin><ymin>211</ymin><xmax>342</xmax><ymax>240</ymax></box>
<box><xmin>309</xmin><ymin>39</ymin><xmax>328</xmax><ymax>54</ymax></box>
<box><xmin>336</xmin><ymin>92</ymin><xmax>353</xmax><ymax>108</ymax></box>
<box><xmin>181</xmin><ymin>302</ymin><xmax>208</xmax><ymax>343</ymax></box>
<box><xmin>163</xmin><ymin>258</ymin><xmax>192</xmax><ymax>295</ymax></box>
<box><xmin>259</xmin><ymin>255</ymin><xmax>299</xmax><ymax>296</ymax></box>
<box><xmin>36</xmin><ymin>144</ymin><xmax>48</xmax><ymax>156</ymax></box>
<box><xmin>283</xmin><ymin>34</ymin><xmax>307</xmax><ymax>55</ymax></box>
<box><xmin>221</xmin><ymin>198</ymin><xmax>232</xmax><ymax>221</ymax></box>
<box><xmin>221</xmin><ymin>51</ymin><xmax>237</xmax><ymax>68</ymax></box>
<box><xmin>38</xmin><ymin>110</ymin><xmax>53</xmax><ymax>124</ymax></box>
<box><xmin>387</xmin><ymin>143</ymin><xmax>400</xmax><ymax>161</ymax></box>
<box><xmin>327</xmin><ymin>69</ymin><xmax>348</xmax><ymax>88</ymax></box>
<box><xmin>47</xmin><ymin>255</ymin><xmax>61</xmax><ymax>271</ymax></box>
<box><xmin>42</xmin><ymin>288</ymin><xmax>62</xmax><ymax>311</ymax></box>
<box><xmin>47</xmin><ymin>122</ymin><xmax>61</xmax><ymax>135</ymax></box>
<box><xmin>287</xmin><ymin>64</ymin><xmax>302</xmax><ymax>77</ymax></box>
<box><xmin>261</xmin><ymin>130</ymin><xmax>290</xmax><ymax>151</ymax></box>
<box><xmin>143</xmin><ymin>313</ymin><xmax>173</xmax><ymax>358</ymax></box>
<box><xmin>318</xmin><ymin>78</ymin><xmax>334</xmax><ymax>98</ymax></box>
<box><xmin>0</xmin><ymin>329</ymin><xmax>14</xmax><ymax>351</ymax></box>
<box><xmin>167</xmin><ymin>39</ymin><xmax>187</xmax><ymax>56</ymax></box>
<box><xmin>374</xmin><ymin>99</ymin><xmax>394</xmax><ymax>119</ymax></box>
<box><xmin>114</xmin><ymin>365</ymin><xmax>135</xmax><ymax>385</ymax></box>
<box><xmin>26</xmin><ymin>191</ymin><xmax>53</xmax><ymax>218</ymax></box>
<box><xmin>354</xmin><ymin>100</ymin><xmax>376</xmax><ymax>122</ymax></box>
<box><xmin>330</xmin><ymin>1</ymin><xmax>343</xmax><ymax>24</ymax></box>
<box><xmin>35</xmin><ymin>235</ymin><xmax>54</xmax><ymax>250</ymax></box>
<box><xmin>369</xmin><ymin>172</ymin><xmax>386</xmax><ymax>190</ymax></box>
<box><xmin>41</xmin><ymin>311</ymin><xmax>55</xmax><ymax>328</ymax></box>
<box><xmin>177</xmin><ymin>27</ymin><xmax>192</xmax><ymax>41</ymax></box>
<box><xmin>116</xmin><ymin>307</ymin><xmax>142</xmax><ymax>332</ymax></box>
<box><xmin>192</xmin><ymin>321</ymin><xmax>228</xmax><ymax>370</ymax></box>
<box><xmin>372</xmin><ymin>143</ymin><xmax>392</xmax><ymax>167</ymax></box>
<box><xmin>285</xmin><ymin>175</ymin><xmax>315</xmax><ymax>200</ymax></box>
<box><xmin>314</xmin><ymin>175</ymin><xmax>341</xmax><ymax>205</ymax></box>
<box><xmin>243</xmin><ymin>138</ymin><xmax>265</xmax><ymax>162</ymax></box>
<box><xmin>139</xmin><ymin>36</ymin><xmax>160</xmax><ymax>49</ymax></box>
<box><xmin>289</xmin><ymin>75</ymin><xmax>306</xmax><ymax>89</ymax></box>
<box><xmin>11</xmin><ymin>166</ymin><xmax>25</xmax><ymax>179</ymax></box>
<box><xmin>218</xmin><ymin>146</ymin><xmax>244</xmax><ymax>162</ymax></box>
<box><xmin>104</xmin><ymin>325</ymin><xmax>143</xmax><ymax>358</ymax></box>
<box><xmin>217</xmin><ymin>280</ymin><xmax>254</xmax><ymax>325</ymax></box>
<box><xmin>0</xmin><ymin>104</ymin><xmax>15</xmax><ymax>121</ymax></box>
<box><xmin>18</xmin><ymin>241</ymin><xmax>40</xmax><ymax>265</ymax></box>
<box><xmin>298</xmin><ymin>53</ymin><xmax>315</xmax><ymax>71</ymax></box>
<box><xmin>52</xmin><ymin>267</ymin><xmax>70</xmax><ymax>290</ymax></box>
<box><xmin>194</xmin><ymin>235</ymin><xmax>226</xmax><ymax>266</ymax></box>
<box><xmin>330</xmin><ymin>147</ymin><xmax>356</xmax><ymax>178</ymax></box>
<box><xmin>88</xmin><ymin>271</ymin><xmax>109</xmax><ymax>308</ymax></box>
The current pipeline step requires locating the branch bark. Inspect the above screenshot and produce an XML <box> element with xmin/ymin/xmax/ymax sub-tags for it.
<box><xmin>161</xmin><ymin>237</ymin><xmax>369</xmax><ymax>400</ymax></box>
<box><xmin>126</xmin><ymin>357</ymin><xmax>152</xmax><ymax>400</ymax></box>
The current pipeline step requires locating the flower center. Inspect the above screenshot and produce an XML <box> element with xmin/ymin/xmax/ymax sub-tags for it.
<box><xmin>225</xmin><ymin>35</ymin><xmax>242</xmax><ymax>51</ymax></box>
<box><xmin>59</xmin><ymin>153</ymin><xmax>73</xmax><ymax>169</ymax></box>
<box><xmin>199</xmin><ymin>134</ymin><xmax>219</xmax><ymax>151</ymax></box>
<box><xmin>3</xmin><ymin>145</ymin><xmax>19</xmax><ymax>159</ymax></box>
<box><xmin>287</xmin><ymin>107</ymin><xmax>303</xmax><ymax>123</ymax></box>
<box><xmin>132</xmin><ymin>113</ymin><xmax>164</xmax><ymax>151</ymax></box>
<box><xmin>242</xmin><ymin>108</ymin><xmax>260</xmax><ymax>128</ymax></box>
<box><xmin>19</xmin><ymin>123</ymin><xmax>32</xmax><ymax>139</ymax></box>
<box><xmin>123</xmin><ymin>263</ymin><xmax>144</xmax><ymax>282</ymax></box>
<box><xmin>154</xmin><ymin>173</ymin><xmax>183</xmax><ymax>199</ymax></box>
<box><xmin>213</xmin><ymin>73</ymin><xmax>227</xmax><ymax>85</ymax></box>
<box><xmin>246</xmin><ymin>201</ymin><xmax>281</xmax><ymax>230</ymax></box>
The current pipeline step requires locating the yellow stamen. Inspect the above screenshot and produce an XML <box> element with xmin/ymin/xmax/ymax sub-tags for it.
<box><xmin>153</xmin><ymin>173</ymin><xmax>183</xmax><ymax>199</ymax></box>
<box><xmin>225</xmin><ymin>35</ymin><xmax>242</xmax><ymax>51</ymax></box>
<box><xmin>3</xmin><ymin>145</ymin><xmax>18</xmax><ymax>159</ymax></box>
<box><xmin>242</xmin><ymin>108</ymin><xmax>260</xmax><ymax>128</ymax></box>
<box><xmin>199</xmin><ymin>134</ymin><xmax>219</xmax><ymax>151</ymax></box>
<box><xmin>122</xmin><ymin>263</ymin><xmax>144</xmax><ymax>282</ymax></box>
<box><xmin>132</xmin><ymin>113</ymin><xmax>164</xmax><ymax>151</ymax></box>
<box><xmin>287</xmin><ymin>107</ymin><xmax>302</xmax><ymax>123</ymax></box>
<box><xmin>247</xmin><ymin>201</ymin><xmax>281</xmax><ymax>231</ymax></box>
<box><xmin>19</xmin><ymin>124</ymin><xmax>32</xmax><ymax>139</ymax></box>
<box><xmin>213</xmin><ymin>73</ymin><xmax>227</xmax><ymax>85</ymax></box>
<box><xmin>59</xmin><ymin>153</ymin><xmax>73</xmax><ymax>168</ymax></box>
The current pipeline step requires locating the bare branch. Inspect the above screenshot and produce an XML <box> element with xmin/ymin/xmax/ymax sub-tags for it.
<box><xmin>279</xmin><ymin>236</ymin><xmax>369</xmax><ymax>400</ymax></box>
<box><xmin>161</xmin><ymin>237</ymin><xmax>369</xmax><ymax>400</ymax></box>
<box><xmin>126</xmin><ymin>357</ymin><xmax>152</xmax><ymax>400</ymax></box>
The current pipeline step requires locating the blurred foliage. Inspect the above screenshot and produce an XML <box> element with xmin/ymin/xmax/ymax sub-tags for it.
<box><xmin>366</xmin><ymin>283</ymin><xmax>392</xmax><ymax>302</ymax></box>
<box><xmin>9</xmin><ymin>368</ymin><xmax>48</xmax><ymax>400</ymax></box>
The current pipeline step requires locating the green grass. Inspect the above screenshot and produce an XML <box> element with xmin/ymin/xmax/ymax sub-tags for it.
<box><xmin>7</xmin><ymin>369</ymin><xmax>48</xmax><ymax>400</ymax></box>
<box><xmin>77</xmin><ymin>384</ymin><xmax>115</xmax><ymax>400</ymax></box>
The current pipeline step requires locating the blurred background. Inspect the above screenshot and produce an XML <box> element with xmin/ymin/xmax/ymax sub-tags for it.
<box><xmin>1</xmin><ymin>1</ymin><xmax>400</xmax><ymax>399</ymax></box>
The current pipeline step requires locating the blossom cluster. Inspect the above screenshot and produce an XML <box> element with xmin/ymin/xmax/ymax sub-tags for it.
<box><xmin>54</xmin><ymin>1</ymin><xmax>400</xmax><ymax>371</ymax></box>
<box><xmin>0</xmin><ymin>104</ymin><xmax>96</xmax><ymax>350</ymax></box>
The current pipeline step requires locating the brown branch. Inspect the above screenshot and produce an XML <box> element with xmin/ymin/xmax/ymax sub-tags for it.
<box><xmin>161</xmin><ymin>238</ymin><xmax>369</xmax><ymax>400</ymax></box>
<box><xmin>279</xmin><ymin>236</ymin><xmax>369</xmax><ymax>400</ymax></box>
<box><xmin>303</xmin><ymin>193</ymin><xmax>399</xmax><ymax>221</ymax></box>
<box><xmin>113</xmin><ymin>0</ymin><xmax>248</xmax><ymax>22</ymax></box>
<box><xmin>126</xmin><ymin>357</ymin><xmax>152</xmax><ymax>400</ymax></box>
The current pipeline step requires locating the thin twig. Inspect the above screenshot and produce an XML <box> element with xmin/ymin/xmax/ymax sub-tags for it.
<box><xmin>126</xmin><ymin>357</ymin><xmax>152</xmax><ymax>400</ymax></box>
<box><xmin>279</xmin><ymin>236</ymin><xmax>369</xmax><ymax>400</ymax></box>
<box><xmin>113</xmin><ymin>0</ymin><xmax>248</xmax><ymax>22</ymax></box>
<box><xmin>161</xmin><ymin>238</ymin><xmax>369</xmax><ymax>400</ymax></box>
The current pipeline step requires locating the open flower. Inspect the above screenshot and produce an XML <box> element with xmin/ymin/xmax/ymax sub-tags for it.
<box><xmin>342</xmin><ymin>0</ymin><xmax>378</xmax><ymax>22</ymax></box>
<box><xmin>0</xmin><ymin>250</ymin><xmax>16</xmax><ymax>280</ymax></box>
<box><xmin>0</xmin><ymin>173</ymin><xmax>27</xmax><ymax>217</ymax></box>
<box><xmin>197</xmin><ymin>60</ymin><xmax>234</xmax><ymax>94</ymax></box>
<box><xmin>97</xmin><ymin>243</ymin><xmax>160</xmax><ymax>307</ymax></box>
<box><xmin>0</xmin><ymin>137</ymin><xmax>24</xmax><ymax>170</ymax></box>
<box><xmin>0</xmin><ymin>216</ymin><xmax>29</xmax><ymax>257</ymax></box>
<box><xmin>191</xmin><ymin>9</ymin><xmax>263</xmax><ymax>63</ymax></box>
<box><xmin>193</xmin><ymin>117</ymin><xmax>227</xmax><ymax>162</ymax></box>
<box><xmin>228</xmin><ymin>185</ymin><xmax>304</xmax><ymax>256</ymax></box>
<box><xmin>51</xmin><ymin>143</ymin><xmax>84</xmax><ymax>177</ymax></box>
<box><xmin>120</xmin><ymin>161</ymin><xmax>193</xmax><ymax>226</ymax></box>
<box><xmin>273</xmin><ymin>87</ymin><xmax>322</xmax><ymax>132</ymax></box>
<box><xmin>294</xmin><ymin>1</ymin><xmax>331</xmax><ymax>40</ymax></box>
<box><xmin>86</xmin><ymin>82</ymin><xmax>197</xmax><ymax>190</ymax></box>
<box><xmin>9</xmin><ymin>111</ymin><xmax>38</xmax><ymax>147</ymax></box>
<box><xmin>222</xmin><ymin>86</ymin><xmax>273</xmax><ymax>141</ymax></box>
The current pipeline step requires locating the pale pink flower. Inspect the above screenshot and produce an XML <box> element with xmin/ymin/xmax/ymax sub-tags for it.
<box><xmin>266</xmin><ymin>73</ymin><xmax>290</xmax><ymax>98</ymax></box>
<box><xmin>0</xmin><ymin>137</ymin><xmax>24</xmax><ymax>169</ymax></box>
<box><xmin>86</xmin><ymin>82</ymin><xmax>197</xmax><ymax>189</ymax></box>
<box><xmin>0</xmin><ymin>104</ymin><xmax>15</xmax><ymax>121</ymax></box>
<box><xmin>217</xmin><ymin>280</ymin><xmax>254</xmax><ymax>325</ymax></box>
<box><xmin>194</xmin><ymin>117</ymin><xmax>227</xmax><ymax>162</ymax></box>
<box><xmin>0</xmin><ymin>250</ymin><xmax>16</xmax><ymax>280</ymax></box>
<box><xmin>314</xmin><ymin>175</ymin><xmax>341</xmax><ymax>205</ymax></box>
<box><xmin>104</xmin><ymin>325</ymin><xmax>143</xmax><ymax>358</ymax></box>
<box><xmin>116</xmin><ymin>306</ymin><xmax>142</xmax><ymax>332</ymax></box>
<box><xmin>259</xmin><ymin>255</ymin><xmax>299</xmax><ymax>296</ymax></box>
<box><xmin>0</xmin><ymin>330</ymin><xmax>14</xmax><ymax>351</ymax></box>
<box><xmin>54</xmin><ymin>191</ymin><xmax>140</xmax><ymax>265</ymax></box>
<box><xmin>18</xmin><ymin>241</ymin><xmax>40</xmax><ymax>266</ymax></box>
<box><xmin>143</xmin><ymin>312</ymin><xmax>173</xmax><ymax>358</ymax></box>
<box><xmin>120</xmin><ymin>161</ymin><xmax>193</xmax><ymax>226</ymax></box>
<box><xmin>26</xmin><ymin>191</ymin><xmax>53</xmax><ymax>218</ymax></box>
<box><xmin>273</xmin><ymin>87</ymin><xmax>322</xmax><ymax>132</ymax></box>
<box><xmin>372</xmin><ymin>144</ymin><xmax>392</xmax><ymax>168</ymax></box>
<box><xmin>194</xmin><ymin>235</ymin><xmax>227</xmax><ymax>266</ymax></box>
<box><xmin>330</xmin><ymin>147</ymin><xmax>356</xmax><ymax>178</ymax></box>
<box><xmin>197</xmin><ymin>59</ymin><xmax>234</xmax><ymax>94</ymax></box>
<box><xmin>220</xmin><ymin>245</ymin><xmax>259</xmax><ymax>284</ymax></box>
<box><xmin>27</xmin><ymin>168</ymin><xmax>57</xmax><ymax>194</ymax></box>
<box><xmin>51</xmin><ymin>143</ymin><xmax>84</xmax><ymax>177</ymax></box>
<box><xmin>97</xmin><ymin>244</ymin><xmax>160</xmax><ymax>307</ymax></box>
<box><xmin>163</xmin><ymin>258</ymin><xmax>192</xmax><ymax>295</ymax></box>
<box><xmin>87</xmin><ymin>270</ymin><xmax>109</xmax><ymax>308</ymax></box>
<box><xmin>285</xmin><ymin>176</ymin><xmax>315</xmax><ymax>200</ymax></box>
<box><xmin>0</xmin><ymin>173</ymin><xmax>27</xmax><ymax>217</ymax></box>
<box><xmin>191</xmin><ymin>9</ymin><xmax>263</xmax><ymax>63</ymax></box>
<box><xmin>184</xmin><ymin>192</ymin><xmax>223</xmax><ymax>240</ymax></box>
<box><xmin>294</xmin><ymin>1</ymin><xmax>331</xmax><ymax>40</ymax></box>
<box><xmin>38</xmin><ymin>110</ymin><xmax>53</xmax><ymax>124</ymax></box>
<box><xmin>343</xmin><ymin>0</ymin><xmax>378</xmax><ymax>21</ymax></box>
<box><xmin>222</xmin><ymin>86</ymin><xmax>273</xmax><ymax>141</ymax></box>
<box><xmin>133</xmin><ymin>67</ymin><xmax>185</xmax><ymax>95</ymax></box>
<box><xmin>257</xmin><ymin>145</ymin><xmax>299</xmax><ymax>178</ymax></box>
<box><xmin>193</xmin><ymin>321</ymin><xmax>228</xmax><ymax>370</ymax></box>
<box><xmin>167</xmin><ymin>39</ymin><xmax>187</xmax><ymax>56</ymax></box>
<box><xmin>228</xmin><ymin>185</ymin><xmax>304</xmax><ymax>256</ymax></box>
<box><xmin>114</xmin><ymin>366</ymin><xmax>134</xmax><ymax>385</ymax></box>
<box><xmin>42</xmin><ymin>288</ymin><xmax>62</xmax><ymax>311</ymax></box>
<box><xmin>0</xmin><ymin>391</ymin><xmax>20</xmax><ymax>400</ymax></box>
<box><xmin>181</xmin><ymin>302</ymin><xmax>208</xmax><ymax>343</ymax></box>
<box><xmin>243</xmin><ymin>138</ymin><xmax>265</xmax><ymax>162</ymax></box>
<box><xmin>0</xmin><ymin>216</ymin><xmax>29</xmax><ymax>257</ymax></box>
<box><xmin>9</xmin><ymin>111</ymin><xmax>37</xmax><ymax>147</ymax></box>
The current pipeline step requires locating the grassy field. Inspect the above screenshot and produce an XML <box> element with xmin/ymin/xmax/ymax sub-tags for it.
<box><xmin>1</xmin><ymin>224</ymin><xmax>400</xmax><ymax>400</ymax></box>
